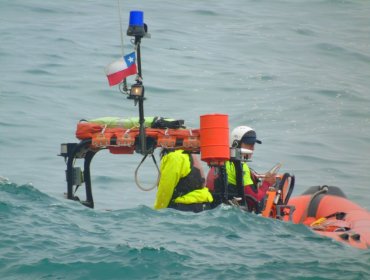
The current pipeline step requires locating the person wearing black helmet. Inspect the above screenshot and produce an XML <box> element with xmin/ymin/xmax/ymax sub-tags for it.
<box><xmin>206</xmin><ymin>126</ymin><xmax>276</xmax><ymax>212</ymax></box>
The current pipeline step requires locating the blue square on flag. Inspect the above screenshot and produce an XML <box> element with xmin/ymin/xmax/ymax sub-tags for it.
<box><xmin>124</xmin><ymin>53</ymin><xmax>136</xmax><ymax>67</ymax></box>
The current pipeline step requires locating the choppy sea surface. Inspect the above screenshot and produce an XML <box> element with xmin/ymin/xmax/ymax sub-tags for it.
<box><xmin>1</xmin><ymin>0</ymin><xmax>370</xmax><ymax>279</ymax></box>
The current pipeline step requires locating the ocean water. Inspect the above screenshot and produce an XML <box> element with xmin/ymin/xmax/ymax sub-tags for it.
<box><xmin>1</xmin><ymin>0</ymin><xmax>370</xmax><ymax>279</ymax></box>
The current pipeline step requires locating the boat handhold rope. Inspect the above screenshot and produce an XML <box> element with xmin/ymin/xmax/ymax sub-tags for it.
<box><xmin>134</xmin><ymin>153</ymin><xmax>160</xmax><ymax>191</ymax></box>
<box><xmin>76</xmin><ymin>120</ymin><xmax>201</xmax><ymax>152</ymax></box>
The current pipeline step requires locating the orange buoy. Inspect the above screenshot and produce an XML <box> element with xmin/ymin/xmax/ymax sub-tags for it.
<box><xmin>200</xmin><ymin>114</ymin><xmax>230</xmax><ymax>165</ymax></box>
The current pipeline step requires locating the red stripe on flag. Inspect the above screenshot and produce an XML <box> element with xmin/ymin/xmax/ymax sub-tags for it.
<box><xmin>106</xmin><ymin>63</ymin><xmax>137</xmax><ymax>87</ymax></box>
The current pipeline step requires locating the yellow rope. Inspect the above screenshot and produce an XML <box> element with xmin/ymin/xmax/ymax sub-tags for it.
<box><xmin>310</xmin><ymin>217</ymin><xmax>327</xmax><ymax>227</ymax></box>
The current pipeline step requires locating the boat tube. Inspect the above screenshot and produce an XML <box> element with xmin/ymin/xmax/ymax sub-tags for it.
<box><xmin>285</xmin><ymin>186</ymin><xmax>370</xmax><ymax>249</ymax></box>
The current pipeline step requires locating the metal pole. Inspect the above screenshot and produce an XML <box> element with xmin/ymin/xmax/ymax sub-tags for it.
<box><xmin>135</xmin><ymin>36</ymin><xmax>147</xmax><ymax>155</ymax></box>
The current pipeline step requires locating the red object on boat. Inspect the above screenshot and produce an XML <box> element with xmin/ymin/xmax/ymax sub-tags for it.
<box><xmin>75</xmin><ymin>117</ymin><xmax>230</xmax><ymax>166</ymax></box>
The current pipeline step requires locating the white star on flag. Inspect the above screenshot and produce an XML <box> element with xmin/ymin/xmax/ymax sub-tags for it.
<box><xmin>104</xmin><ymin>52</ymin><xmax>137</xmax><ymax>86</ymax></box>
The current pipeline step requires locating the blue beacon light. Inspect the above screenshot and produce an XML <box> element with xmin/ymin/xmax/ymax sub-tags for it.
<box><xmin>127</xmin><ymin>11</ymin><xmax>146</xmax><ymax>37</ymax></box>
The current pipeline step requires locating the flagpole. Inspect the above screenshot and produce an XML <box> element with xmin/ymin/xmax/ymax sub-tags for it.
<box><xmin>125</xmin><ymin>10</ymin><xmax>150</xmax><ymax>155</ymax></box>
<box><xmin>117</xmin><ymin>0</ymin><xmax>128</xmax><ymax>93</ymax></box>
<box><xmin>134</xmin><ymin>36</ymin><xmax>146</xmax><ymax>155</ymax></box>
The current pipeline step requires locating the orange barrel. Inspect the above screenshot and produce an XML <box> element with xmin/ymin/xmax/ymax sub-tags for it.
<box><xmin>200</xmin><ymin>114</ymin><xmax>230</xmax><ymax>165</ymax></box>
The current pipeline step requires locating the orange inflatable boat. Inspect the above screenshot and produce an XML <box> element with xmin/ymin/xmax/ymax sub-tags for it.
<box><xmin>282</xmin><ymin>186</ymin><xmax>370</xmax><ymax>249</ymax></box>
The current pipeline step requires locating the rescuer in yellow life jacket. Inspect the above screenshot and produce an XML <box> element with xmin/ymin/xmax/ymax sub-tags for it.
<box><xmin>154</xmin><ymin>149</ymin><xmax>213</xmax><ymax>212</ymax></box>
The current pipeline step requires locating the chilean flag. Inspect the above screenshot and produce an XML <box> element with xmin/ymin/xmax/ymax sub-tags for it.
<box><xmin>105</xmin><ymin>52</ymin><xmax>137</xmax><ymax>86</ymax></box>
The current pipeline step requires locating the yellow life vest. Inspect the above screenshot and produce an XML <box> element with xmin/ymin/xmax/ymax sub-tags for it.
<box><xmin>225</xmin><ymin>160</ymin><xmax>253</xmax><ymax>186</ymax></box>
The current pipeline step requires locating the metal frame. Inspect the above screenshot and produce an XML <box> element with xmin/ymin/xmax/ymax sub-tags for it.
<box><xmin>61</xmin><ymin>139</ymin><xmax>100</xmax><ymax>208</ymax></box>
